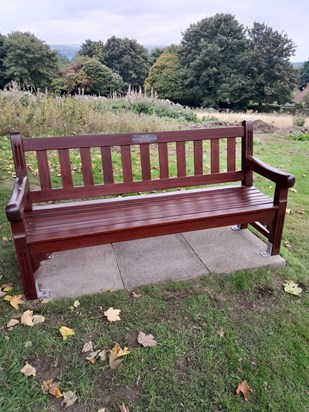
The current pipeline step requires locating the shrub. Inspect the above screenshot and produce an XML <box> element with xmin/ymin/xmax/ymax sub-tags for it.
<box><xmin>293</xmin><ymin>114</ymin><xmax>305</xmax><ymax>127</ymax></box>
<box><xmin>290</xmin><ymin>131</ymin><xmax>309</xmax><ymax>141</ymax></box>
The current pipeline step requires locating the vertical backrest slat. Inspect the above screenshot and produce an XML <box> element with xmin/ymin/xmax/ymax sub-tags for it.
<box><xmin>58</xmin><ymin>149</ymin><xmax>73</xmax><ymax>188</ymax></box>
<box><xmin>140</xmin><ymin>144</ymin><xmax>151</xmax><ymax>181</ymax></box>
<box><xmin>227</xmin><ymin>137</ymin><xmax>236</xmax><ymax>172</ymax></box>
<box><xmin>36</xmin><ymin>151</ymin><xmax>52</xmax><ymax>190</ymax></box>
<box><xmin>158</xmin><ymin>142</ymin><xmax>169</xmax><ymax>179</ymax></box>
<box><xmin>101</xmin><ymin>146</ymin><xmax>114</xmax><ymax>184</ymax></box>
<box><xmin>176</xmin><ymin>141</ymin><xmax>186</xmax><ymax>177</ymax></box>
<box><xmin>193</xmin><ymin>140</ymin><xmax>203</xmax><ymax>175</ymax></box>
<box><xmin>211</xmin><ymin>139</ymin><xmax>220</xmax><ymax>173</ymax></box>
<box><xmin>80</xmin><ymin>148</ymin><xmax>94</xmax><ymax>186</ymax></box>
<box><xmin>121</xmin><ymin>145</ymin><xmax>133</xmax><ymax>183</ymax></box>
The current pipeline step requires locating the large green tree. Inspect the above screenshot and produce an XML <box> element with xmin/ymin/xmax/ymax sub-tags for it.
<box><xmin>145</xmin><ymin>51</ymin><xmax>188</xmax><ymax>103</ymax></box>
<box><xmin>0</xmin><ymin>33</ymin><xmax>6</xmax><ymax>88</ymax></box>
<box><xmin>103</xmin><ymin>36</ymin><xmax>150</xmax><ymax>88</ymax></box>
<box><xmin>246</xmin><ymin>22</ymin><xmax>297</xmax><ymax>109</ymax></box>
<box><xmin>3</xmin><ymin>32</ymin><xmax>59</xmax><ymax>89</ymax></box>
<box><xmin>83</xmin><ymin>58</ymin><xmax>124</xmax><ymax>95</ymax></box>
<box><xmin>178</xmin><ymin>13</ymin><xmax>251</xmax><ymax>108</ymax></box>
<box><xmin>298</xmin><ymin>60</ymin><xmax>309</xmax><ymax>90</ymax></box>
<box><xmin>78</xmin><ymin>39</ymin><xmax>104</xmax><ymax>62</ymax></box>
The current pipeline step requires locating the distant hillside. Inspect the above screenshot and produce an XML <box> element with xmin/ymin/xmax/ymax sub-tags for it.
<box><xmin>49</xmin><ymin>44</ymin><xmax>80</xmax><ymax>60</ymax></box>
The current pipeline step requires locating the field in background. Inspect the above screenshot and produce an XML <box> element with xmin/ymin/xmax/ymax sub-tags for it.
<box><xmin>197</xmin><ymin>110</ymin><xmax>309</xmax><ymax>128</ymax></box>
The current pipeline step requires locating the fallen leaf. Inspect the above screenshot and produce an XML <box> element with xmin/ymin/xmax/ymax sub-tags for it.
<box><xmin>284</xmin><ymin>240</ymin><xmax>293</xmax><ymax>251</ymax></box>
<box><xmin>82</xmin><ymin>341</ymin><xmax>93</xmax><ymax>353</ymax></box>
<box><xmin>119</xmin><ymin>403</ymin><xmax>130</xmax><ymax>412</ymax></box>
<box><xmin>112</xmin><ymin>343</ymin><xmax>130</xmax><ymax>357</ymax></box>
<box><xmin>3</xmin><ymin>286</ymin><xmax>13</xmax><ymax>292</ymax></box>
<box><xmin>32</xmin><ymin>314</ymin><xmax>45</xmax><ymax>325</ymax></box>
<box><xmin>36</xmin><ymin>297</ymin><xmax>51</xmax><ymax>304</ymax></box>
<box><xmin>132</xmin><ymin>291</ymin><xmax>142</xmax><ymax>299</ymax></box>
<box><xmin>73</xmin><ymin>300</ymin><xmax>80</xmax><ymax>308</ymax></box>
<box><xmin>217</xmin><ymin>327</ymin><xmax>225</xmax><ymax>337</ymax></box>
<box><xmin>62</xmin><ymin>391</ymin><xmax>78</xmax><ymax>409</ymax></box>
<box><xmin>49</xmin><ymin>382</ymin><xmax>63</xmax><ymax>398</ymax></box>
<box><xmin>286</xmin><ymin>208</ymin><xmax>291</xmax><ymax>214</ymax></box>
<box><xmin>20</xmin><ymin>362</ymin><xmax>36</xmax><ymax>377</ymax></box>
<box><xmin>104</xmin><ymin>307</ymin><xmax>121</xmax><ymax>322</ymax></box>
<box><xmin>6</xmin><ymin>319</ymin><xmax>20</xmax><ymax>329</ymax></box>
<box><xmin>24</xmin><ymin>341</ymin><xmax>32</xmax><ymax>348</ymax></box>
<box><xmin>21</xmin><ymin>310</ymin><xmax>34</xmax><ymax>326</ymax></box>
<box><xmin>98</xmin><ymin>349</ymin><xmax>106</xmax><ymax>361</ymax></box>
<box><xmin>98</xmin><ymin>409</ymin><xmax>106</xmax><ymax>412</ymax></box>
<box><xmin>109</xmin><ymin>349</ymin><xmax>123</xmax><ymax>370</ymax></box>
<box><xmin>290</xmin><ymin>188</ymin><xmax>297</xmax><ymax>192</ymax></box>
<box><xmin>86</xmin><ymin>350</ymin><xmax>100</xmax><ymax>364</ymax></box>
<box><xmin>42</xmin><ymin>379</ymin><xmax>53</xmax><ymax>394</ymax></box>
<box><xmin>2</xmin><ymin>236</ymin><xmax>8</xmax><ymax>242</ymax></box>
<box><xmin>4</xmin><ymin>294</ymin><xmax>24</xmax><ymax>310</ymax></box>
<box><xmin>137</xmin><ymin>331</ymin><xmax>157</xmax><ymax>347</ymax></box>
<box><xmin>0</xmin><ymin>290</ymin><xmax>6</xmax><ymax>297</ymax></box>
<box><xmin>59</xmin><ymin>326</ymin><xmax>75</xmax><ymax>341</ymax></box>
<box><xmin>236</xmin><ymin>380</ymin><xmax>253</xmax><ymax>400</ymax></box>
<box><xmin>284</xmin><ymin>280</ymin><xmax>302</xmax><ymax>296</ymax></box>
<box><xmin>1</xmin><ymin>283</ymin><xmax>13</xmax><ymax>289</ymax></box>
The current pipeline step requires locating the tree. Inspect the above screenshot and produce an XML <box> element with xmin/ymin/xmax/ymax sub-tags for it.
<box><xmin>78</xmin><ymin>39</ymin><xmax>104</xmax><ymax>62</ymax></box>
<box><xmin>83</xmin><ymin>58</ymin><xmax>123</xmax><ymax>95</ymax></box>
<box><xmin>145</xmin><ymin>52</ymin><xmax>188</xmax><ymax>103</ymax></box>
<box><xmin>178</xmin><ymin>13</ymin><xmax>251</xmax><ymax>108</ymax></box>
<box><xmin>299</xmin><ymin>60</ymin><xmax>309</xmax><ymax>90</ymax></box>
<box><xmin>246</xmin><ymin>22</ymin><xmax>297</xmax><ymax>109</ymax></box>
<box><xmin>3</xmin><ymin>32</ymin><xmax>59</xmax><ymax>89</ymax></box>
<box><xmin>54</xmin><ymin>61</ymin><xmax>91</xmax><ymax>94</ymax></box>
<box><xmin>103</xmin><ymin>36</ymin><xmax>150</xmax><ymax>88</ymax></box>
<box><xmin>0</xmin><ymin>33</ymin><xmax>7</xmax><ymax>88</ymax></box>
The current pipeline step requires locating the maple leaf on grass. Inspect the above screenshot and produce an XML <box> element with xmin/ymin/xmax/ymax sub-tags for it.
<box><xmin>21</xmin><ymin>310</ymin><xmax>45</xmax><ymax>326</ymax></box>
<box><xmin>6</xmin><ymin>319</ymin><xmax>19</xmax><ymax>329</ymax></box>
<box><xmin>104</xmin><ymin>307</ymin><xmax>121</xmax><ymax>322</ymax></box>
<box><xmin>216</xmin><ymin>327</ymin><xmax>225</xmax><ymax>337</ymax></box>
<box><xmin>86</xmin><ymin>350</ymin><xmax>100</xmax><ymax>364</ymax></box>
<box><xmin>20</xmin><ymin>362</ymin><xmax>36</xmax><ymax>377</ymax></box>
<box><xmin>284</xmin><ymin>280</ymin><xmax>302</xmax><ymax>296</ymax></box>
<box><xmin>82</xmin><ymin>341</ymin><xmax>93</xmax><ymax>353</ymax></box>
<box><xmin>236</xmin><ymin>380</ymin><xmax>253</xmax><ymax>400</ymax></box>
<box><xmin>59</xmin><ymin>326</ymin><xmax>75</xmax><ymax>341</ymax></box>
<box><xmin>137</xmin><ymin>331</ymin><xmax>157</xmax><ymax>347</ymax></box>
<box><xmin>42</xmin><ymin>379</ymin><xmax>63</xmax><ymax>398</ymax></box>
<box><xmin>62</xmin><ymin>391</ymin><xmax>78</xmax><ymax>409</ymax></box>
<box><xmin>3</xmin><ymin>294</ymin><xmax>24</xmax><ymax>309</ymax></box>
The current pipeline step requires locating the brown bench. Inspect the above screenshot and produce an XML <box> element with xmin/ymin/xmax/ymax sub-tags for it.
<box><xmin>6</xmin><ymin>121</ymin><xmax>295</xmax><ymax>299</ymax></box>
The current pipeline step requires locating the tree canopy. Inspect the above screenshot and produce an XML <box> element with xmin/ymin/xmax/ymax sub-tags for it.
<box><xmin>178</xmin><ymin>13</ymin><xmax>251</xmax><ymax>108</ymax></box>
<box><xmin>2</xmin><ymin>32</ymin><xmax>58</xmax><ymax>89</ymax></box>
<box><xmin>103</xmin><ymin>36</ymin><xmax>150</xmax><ymax>88</ymax></box>
<box><xmin>78</xmin><ymin>39</ymin><xmax>104</xmax><ymax>62</ymax></box>
<box><xmin>298</xmin><ymin>60</ymin><xmax>309</xmax><ymax>90</ymax></box>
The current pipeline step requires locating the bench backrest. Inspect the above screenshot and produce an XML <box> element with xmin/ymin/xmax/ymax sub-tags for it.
<box><xmin>11</xmin><ymin>121</ymin><xmax>253</xmax><ymax>204</ymax></box>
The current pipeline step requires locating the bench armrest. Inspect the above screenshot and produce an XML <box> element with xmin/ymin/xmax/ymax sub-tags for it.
<box><xmin>245</xmin><ymin>156</ymin><xmax>295</xmax><ymax>188</ymax></box>
<box><xmin>6</xmin><ymin>176</ymin><xmax>30</xmax><ymax>222</ymax></box>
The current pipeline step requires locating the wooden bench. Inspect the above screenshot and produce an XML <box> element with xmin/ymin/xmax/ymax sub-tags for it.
<box><xmin>6</xmin><ymin>121</ymin><xmax>295</xmax><ymax>299</ymax></box>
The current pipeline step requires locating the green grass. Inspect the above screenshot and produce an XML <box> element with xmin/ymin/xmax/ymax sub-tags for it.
<box><xmin>0</xmin><ymin>110</ymin><xmax>308</xmax><ymax>411</ymax></box>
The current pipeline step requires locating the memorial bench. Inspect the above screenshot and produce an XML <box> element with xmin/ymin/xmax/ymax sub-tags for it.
<box><xmin>6</xmin><ymin>121</ymin><xmax>295</xmax><ymax>299</ymax></box>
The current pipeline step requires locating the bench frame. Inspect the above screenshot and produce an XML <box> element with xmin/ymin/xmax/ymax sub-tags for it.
<box><xmin>6</xmin><ymin>121</ymin><xmax>295</xmax><ymax>299</ymax></box>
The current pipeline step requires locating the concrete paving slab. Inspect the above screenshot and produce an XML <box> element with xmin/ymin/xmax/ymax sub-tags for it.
<box><xmin>182</xmin><ymin>227</ymin><xmax>285</xmax><ymax>273</ymax></box>
<box><xmin>112</xmin><ymin>234</ymin><xmax>209</xmax><ymax>289</ymax></box>
<box><xmin>34</xmin><ymin>245</ymin><xmax>123</xmax><ymax>298</ymax></box>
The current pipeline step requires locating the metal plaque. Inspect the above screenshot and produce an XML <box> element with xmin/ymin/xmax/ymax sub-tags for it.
<box><xmin>132</xmin><ymin>133</ymin><xmax>157</xmax><ymax>144</ymax></box>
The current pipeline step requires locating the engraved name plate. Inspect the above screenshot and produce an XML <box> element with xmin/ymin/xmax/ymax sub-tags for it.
<box><xmin>132</xmin><ymin>133</ymin><xmax>157</xmax><ymax>144</ymax></box>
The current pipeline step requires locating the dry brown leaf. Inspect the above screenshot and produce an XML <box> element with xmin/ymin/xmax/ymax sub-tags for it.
<box><xmin>109</xmin><ymin>349</ymin><xmax>123</xmax><ymax>370</ymax></box>
<box><xmin>217</xmin><ymin>327</ymin><xmax>225</xmax><ymax>337</ymax></box>
<box><xmin>49</xmin><ymin>382</ymin><xmax>63</xmax><ymax>398</ymax></box>
<box><xmin>32</xmin><ymin>314</ymin><xmax>45</xmax><ymax>325</ymax></box>
<box><xmin>82</xmin><ymin>341</ymin><xmax>93</xmax><ymax>353</ymax></box>
<box><xmin>112</xmin><ymin>343</ymin><xmax>130</xmax><ymax>357</ymax></box>
<box><xmin>119</xmin><ymin>403</ymin><xmax>130</xmax><ymax>412</ymax></box>
<box><xmin>62</xmin><ymin>390</ymin><xmax>78</xmax><ymax>409</ymax></box>
<box><xmin>98</xmin><ymin>349</ymin><xmax>106</xmax><ymax>361</ymax></box>
<box><xmin>1</xmin><ymin>282</ymin><xmax>13</xmax><ymax>289</ymax></box>
<box><xmin>6</xmin><ymin>319</ymin><xmax>19</xmax><ymax>329</ymax></box>
<box><xmin>73</xmin><ymin>300</ymin><xmax>80</xmax><ymax>308</ymax></box>
<box><xmin>20</xmin><ymin>362</ymin><xmax>36</xmax><ymax>377</ymax></box>
<box><xmin>21</xmin><ymin>310</ymin><xmax>34</xmax><ymax>326</ymax></box>
<box><xmin>4</xmin><ymin>294</ymin><xmax>24</xmax><ymax>310</ymax></box>
<box><xmin>86</xmin><ymin>350</ymin><xmax>100</xmax><ymax>364</ymax></box>
<box><xmin>137</xmin><ymin>331</ymin><xmax>157</xmax><ymax>347</ymax></box>
<box><xmin>59</xmin><ymin>326</ymin><xmax>75</xmax><ymax>341</ymax></box>
<box><xmin>0</xmin><ymin>290</ymin><xmax>6</xmax><ymax>297</ymax></box>
<box><xmin>98</xmin><ymin>409</ymin><xmax>106</xmax><ymax>412</ymax></box>
<box><xmin>42</xmin><ymin>379</ymin><xmax>53</xmax><ymax>394</ymax></box>
<box><xmin>236</xmin><ymin>380</ymin><xmax>253</xmax><ymax>400</ymax></box>
<box><xmin>132</xmin><ymin>291</ymin><xmax>142</xmax><ymax>299</ymax></box>
<box><xmin>104</xmin><ymin>307</ymin><xmax>121</xmax><ymax>322</ymax></box>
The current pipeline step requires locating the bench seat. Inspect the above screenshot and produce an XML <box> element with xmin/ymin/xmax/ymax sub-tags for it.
<box><xmin>25</xmin><ymin>186</ymin><xmax>275</xmax><ymax>255</ymax></box>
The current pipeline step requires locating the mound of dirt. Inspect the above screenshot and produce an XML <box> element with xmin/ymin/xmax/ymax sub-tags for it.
<box><xmin>252</xmin><ymin>119</ymin><xmax>279</xmax><ymax>133</ymax></box>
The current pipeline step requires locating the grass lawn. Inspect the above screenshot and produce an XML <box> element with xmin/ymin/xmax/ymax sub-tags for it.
<box><xmin>0</xmin><ymin>128</ymin><xmax>308</xmax><ymax>411</ymax></box>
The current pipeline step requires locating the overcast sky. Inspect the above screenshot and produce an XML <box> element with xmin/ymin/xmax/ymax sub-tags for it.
<box><xmin>0</xmin><ymin>0</ymin><xmax>308</xmax><ymax>61</ymax></box>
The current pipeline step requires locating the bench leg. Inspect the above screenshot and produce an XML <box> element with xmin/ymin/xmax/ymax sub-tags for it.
<box><xmin>13</xmin><ymin>236</ymin><xmax>38</xmax><ymax>300</ymax></box>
